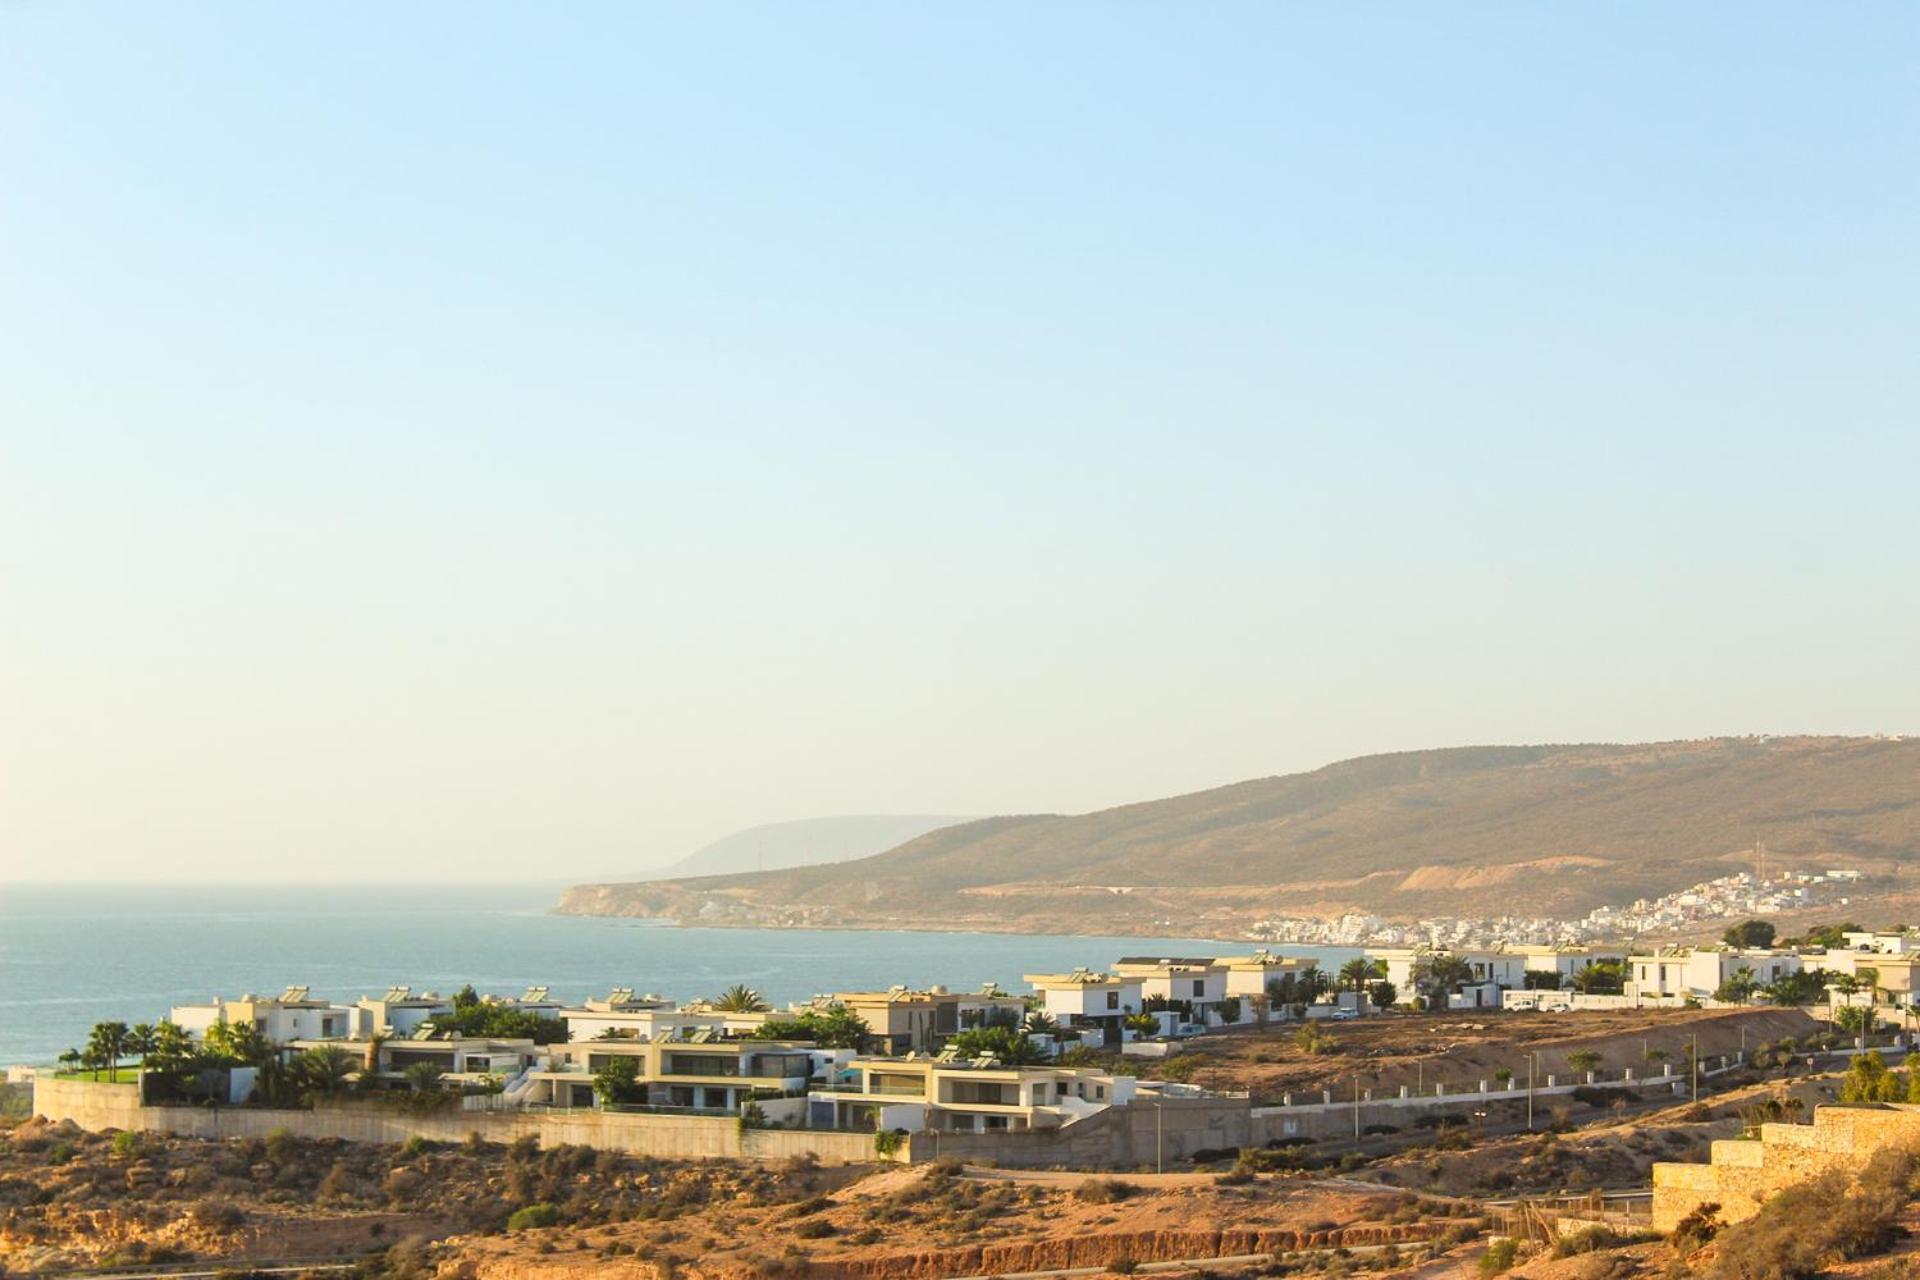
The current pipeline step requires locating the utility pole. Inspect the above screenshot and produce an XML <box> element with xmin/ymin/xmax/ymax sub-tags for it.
<box><xmin>1527</xmin><ymin>1053</ymin><xmax>1535</xmax><ymax>1130</ymax></box>
<box><xmin>1690</xmin><ymin>1033</ymin><xmax>1699</xmax><ymax>1102</ymax></box>
<box><xmin>1154</xmin><ymin>1102</ymin><xmax>1164</xmax><ymax>1175</ymax></box>
<box><xmin>1353</xmin><ymin>1076</ymin><xmax>1361</xmax><ymax>1141</ymax></box>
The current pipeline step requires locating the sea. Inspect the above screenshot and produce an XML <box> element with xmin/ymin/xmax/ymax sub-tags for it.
<box><xmin>0</xmin><ymin>882</ymin><xmax>1356</xmax><ymax>1068</ymax></box>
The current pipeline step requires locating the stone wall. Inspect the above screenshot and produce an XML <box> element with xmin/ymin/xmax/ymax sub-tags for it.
<box><xmin>904</xmin><ymin>1097</ymin><xmax>1253</xmax><ymax>1169</ymax></box>
<box><xmin>1651</xmin><ymin>1104</ymin><xmax>1920</xmax><ymax>1231</ymax></box>
<box><xmin>31</xmin><ymin>1076</ymin><xmax>884</xmax><ymax>1165</ymax></box>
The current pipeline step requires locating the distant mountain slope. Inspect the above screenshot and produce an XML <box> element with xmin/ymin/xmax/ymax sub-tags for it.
<box><xmin>646</xmin><ymin>815</ymin><xmax>974</xmax><ymax>879</ymax></box>
<box><xmin>556</xmin><ymin>737</ymin><xmax>1920</xmax><ymax>932</ymax></box>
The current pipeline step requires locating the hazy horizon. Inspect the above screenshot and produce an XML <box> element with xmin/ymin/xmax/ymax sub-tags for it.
<box><xmin>4</xmin><ymin>6</ymin><xmax>1916</xmax><ymax>885</ymax></box>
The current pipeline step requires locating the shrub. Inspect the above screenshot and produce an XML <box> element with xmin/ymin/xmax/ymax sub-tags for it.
<box><xmin>190</xmin><ymin>1200</ymin><xmax>245</xmax><ymax>1229</ymax></box>
<box><xmin>1702</xmin><ymin>1150</ymin><xmax>1913</xmax><ymax>1280</ymax></box>
<box><xmin>794</xmin><ymin>1219</ymin><xmax>835</xmax><ymax>1239</ymax></box>
<box><xmin>508</xmin><ymin>1134</ymin><xmax>541</xmax><ymax>1161</ymax></box>
<box><xmin>507</xmin><ymin>1202</ymin><xmax>562</xmax><ymax>1231</ymax></box>
<box><xmin>1478</xmin><ymin>1238</ymin><xmax>1519</xmax><ymax>1276</ymax></box>
<box><xmin>1669</xmin><ymin>1202</ymin><xmax>1721</xmax><ymax>1254</ymax></box>
<box><xmin>111</xmin><ymin>1130</ymin><xmax>141</xmax><ymax>1158</ymax></box>
<box><xmin>1075</xmin><ymin>1178</ymin><xmax>1137</xmax><ymax>1204</ymax></box>
<box><xmin>401</xmin><ymin>1135</ymin><xmax>433</xmax><ymax>1158</ymax></box>
<box><xmin>1112</xmin><ymin>1260</ymin><xmax>1141</xmax><ymax>1275</ymax></box>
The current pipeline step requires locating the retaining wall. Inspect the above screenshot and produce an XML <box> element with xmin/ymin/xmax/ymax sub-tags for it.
<box><xmin>30</xmin><ymin>1077</ymin><xmax>883</xmax><ymax>1165</ymax></box>
<box><xmin>1651</xmin><ymin>1104</ymin><xmax>1920</xmax><ymax>1231</ymax></box>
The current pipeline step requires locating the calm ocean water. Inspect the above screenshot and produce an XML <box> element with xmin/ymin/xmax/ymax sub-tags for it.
<box><xmin>0</xmin><ymin>883</ymin><xmax>1343</xmax><ymax>1067</ymax></box>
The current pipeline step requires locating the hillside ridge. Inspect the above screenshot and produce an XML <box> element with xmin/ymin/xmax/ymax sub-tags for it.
<box><xmin>555</xmin><ymin>736</ymin><xmax>1920</xmax><ymax>934</ymax></box>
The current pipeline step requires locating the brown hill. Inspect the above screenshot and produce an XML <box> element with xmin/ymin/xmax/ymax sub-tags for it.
<box><xmin>556</xmin><ymin>736</ymin><xmax>1920</xmax><ymax>933</ymax></box>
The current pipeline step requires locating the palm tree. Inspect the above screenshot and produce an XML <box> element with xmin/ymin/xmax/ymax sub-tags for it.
<box><xmin>86</xmin><ymin>1021</ymin><xmax>130</xmax><ymax>1080</ymax></box>
<box><xmin>1295</xmin><ymin>965</ymin><xmax>1329</xmax><ymax>1002</ymax></box>
<box><xmin>713</xmin><ymin>984</ymin><xmax>772</xmax><ymax>1013</ymax></box>
<box><xmin>127</xmin><ymin>1024</ymin><xmax>158</xmax><ymax>1066</ymax></box>
<box><xmin>403</xmin><ymin>1062</ymin><xmax>444</xmax><ymax>1094</ymax></box>
<box><xmin>57</xmin><ymin>1048</ymin><xmax>81</xmax><ymax>1076</ymax></box>
<box><xmin>1338</xmin><ymin>958</ymin><xmax>1379</xmax><ymax>993</ymax></box>
<box><xmin>293</xmin><ymin>1045</ymin><xmax>358</xmax><ymax>1099</ymax></box>
<box><xmin>1023</xmin><ymin>1011</ymin><xmax>1059</xmax><ymax>1037</ymax></box>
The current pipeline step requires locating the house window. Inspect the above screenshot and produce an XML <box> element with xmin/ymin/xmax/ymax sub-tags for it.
<box><xmin>1191</xmin><ymin>980</ymin><xmax>1205</xmax><ymax>998</ymax></box>
<box><xmin>1106</xmin><ymin>991</ymin><xmax>1119</xmax><ymax>1010</ymax></box>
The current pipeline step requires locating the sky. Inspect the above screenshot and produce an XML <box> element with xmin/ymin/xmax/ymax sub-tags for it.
<box><xmin>1</xmin><ymin>5</ymin><xmax>1916</xmax><ymax>884</ymax></box>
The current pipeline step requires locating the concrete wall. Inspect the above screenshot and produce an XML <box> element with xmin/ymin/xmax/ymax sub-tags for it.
<box><xmin>31</xmin><ymin>1076</ymin><xmax>884</xmax><ymax>1165</ymax></box>
<box><xmin>905</xmin><ymin>1097</ymin><xmax>1253</xmax><ymax>1170</ymax></box>
<box><xmin>1652</xmin><ymin>1104</ymin><xmax>1920</xmax><ymax>1231</ymax></box>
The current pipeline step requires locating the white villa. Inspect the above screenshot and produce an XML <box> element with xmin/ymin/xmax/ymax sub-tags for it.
<box><xmin>805</xmin><ymin>1052</ymin><xmax>1139</xmax><ymax>1133</ymax></box>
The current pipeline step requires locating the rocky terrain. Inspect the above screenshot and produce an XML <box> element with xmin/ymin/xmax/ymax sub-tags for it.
<box><xmin>557</xmin><ymin>737</ymin><xmax>1920</xmax><ymax>935</ymax></box>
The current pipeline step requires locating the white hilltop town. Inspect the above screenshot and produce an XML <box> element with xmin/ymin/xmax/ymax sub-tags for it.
<box><xmin>1248</xmin><ymin>868</ymin><xmax>1866</xmax><ymax>950</ymax></box>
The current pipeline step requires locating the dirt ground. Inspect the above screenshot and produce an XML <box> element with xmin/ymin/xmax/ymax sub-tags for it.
<box><xmin>440</xmin><ymin>1162</ymin><xmax>1483</xmax><ymax>1280</ymax></box>
<box><xmin>1152</xmin><ymin>1006</ymin><xmax>1823</xmax><ymax>1103</ymax></box>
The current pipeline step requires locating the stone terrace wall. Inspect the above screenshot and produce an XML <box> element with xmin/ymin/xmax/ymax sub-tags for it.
<box><xmin>31</xmin><ymin>1076</ymin><xmax>884</xmax><ymax>1165</ymax></box>
<box><xmin>1652</xmin><ymin>1104</ymin><xmax>1920</xmax><ymax>1231</ymax></box>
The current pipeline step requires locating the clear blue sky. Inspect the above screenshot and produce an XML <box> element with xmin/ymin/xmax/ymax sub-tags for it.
<box><xmin>2</xmin><ymin>5</ymin><xmax>1915</xmax><ymax>882</ymax></box>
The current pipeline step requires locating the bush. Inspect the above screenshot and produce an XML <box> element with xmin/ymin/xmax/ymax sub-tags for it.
<box><xmin>1478</xmin><ymin>1238</ymin><xmax>1520</xmax><ymax>1276</ymax></box>
<box><xmin>111</xmin><ymin>1130</ymin><xmax>141</xmax><ymax>1158</ymax></box>
<box><xmin>1702</xmin><ymin>1149</ymin><xmax>1913</xmax><ymax>1280</ymax></box>
<box><xmin>1669</xmin><ymin>1202</ymin><xmax>1722</xmax><ymax>1254</ymax></box>
<box><xmin>1074</xmin><ymin>1178</ymin><xmax>1137</xmax><ymax>1204</ymax></box>
<box><xmin>794</xmin><ymin>1219</ymin><xmax>835</xmax><ymax>1239</ymax></box>
<box><xmin>507</xmin><ymin>1202</ymin><xmax>562</xmax><ymax>1231</ymax></box>
<box><xmin>401</xmin><ymin>1135</ymin><xmax>434</xmax><ymax>1158</ymax></box>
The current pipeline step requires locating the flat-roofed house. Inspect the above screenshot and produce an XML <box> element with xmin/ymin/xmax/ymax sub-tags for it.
<box><xmin>1024</xmin><ymin>969</ymin><xmax>1145</xmax><ymax>1046</ymax></box>
<box><xmin>1111</xmin><ymin>956</ymin><xmax>1228</xmax><ymax>1025</ymax></box>
<box><xmin>170</xmin><ymin>987</ymin><xmax>357</xmax><ymax>1045</ymax></box>
<box><xmin>806</xmin><ymin>1053</ymin><xmax>1139</xmax><ymax>1133</ymax></box>
<box><xmin>354</xmin><ymin>987</ymin><xmax>454</xmax><ymax>1038</ymax></box>
<box><xmin>812</xmin><ymin>987</ymin><xmax>943</xmax><ymax>1054</ymax></box>
<box><xmin>1216</xmin><ymin>951</ymin><xmax>1322</xmax><ymax>1007</ymax></box>
<box><xmin>524</xmin><ymin>1035</ymin><xmax>817</xmax><ymax>1116</ymax></box>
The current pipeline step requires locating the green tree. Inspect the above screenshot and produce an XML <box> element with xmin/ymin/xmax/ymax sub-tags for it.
<box><xmin>1411</xmin><ymin>955</ymin><xmax>1474</xmax><ymax>1009</ymax></box>
<box><xmin>950</xmin><ymin>1024</ymin><xmax>1047</xmax><ymax>1065</ymax></box>
<box><xmin>1338</xmin><ymin>958</ymin><xmax>1385</xmax><ymax>993</ymax></box>
<box><xmin>1022</xmin><ymin>1010</ymin><xmax>1059</xmax><ymax>1037</ymax></box>
<box><xmin>206</xmin><ymin>1019</ymin><xmax>272</xmax><ymax>1066</ymax></box>
<box><xmin>1762</xmin><ymin>970</ymin><xmax>1827</xmax><ymax>1006</ymax></box>
<box><xmin>85</xmin><ymin>1021</ymin><xmax>130</xmax><ymax>1079</ymax></box>
<box><xmin>57</xmin><ymin>1047</ymin><xmax>81</xmax><ymax>1075</ymax></box>
<box><xmin>1571</xmin><ymin>960</ymin><xmax>1626</xmax><ymax>995</ymax></box>
<box><xmin>292</xmin><ymin>1045</ymin><xmax>358</xmax><ymax>1099</ymax></box>
<box><xmin>1714</xmin><ymin>967</ymin><xmax>1759</xmax><ymax>1005</ymax></box>
<box><xmin>1368</xmin><ymin>980</ymin><xmax>1397</xmax><ymax>1010</ymax></box>
<box><xmin>592</xmin><ymin>1055</ymin><xmax>643</xmax><ymax>1105</ymax></box>
<box><xmin>712</xmin><ymin>984</ymin><xmax>772</xmax><ymax>1013</ymax></box>
<box><xmin>403</xmin><ymin>1061</ymin><xmax>444</xmax><ymax>1094</ymax></box>
<box><xmin>1566</xmin><ymin>1049</ymin><xmax>1602</xmax><ymax>1074</ymax></box>
<box><xmin>747</xmin><ymin>1003</ymin><xmax>869</xmax><ymax>1049</ymax></box>
<box><xmin>126</xmin><ymin>1023</ymin><xmax>158</xmax><ymax>1064</ymax></box>
<box><xmin>1722</xmin><ymin>920</ymin><xmax>1777</xmax><ymax>949</ymax></box>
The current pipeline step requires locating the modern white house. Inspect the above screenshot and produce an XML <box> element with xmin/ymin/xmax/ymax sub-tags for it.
<box><xmin>1024</xmin><ymin>969</ymin><xmax>1145</xmax><ymax>1046</ymax></box>
<box><xmin>805</xmin><ymin>1053</ymin><xmax>1139</xmax><ymax>1133</ymax></box>
<box><xmin>170</xmin><ymin>987</ymin><xmax>357</xmax><ymax>1045</ymax></box>
<box><xmin>1626</xmin><ymin>948</ymin><xmax>1804</xmax><ymax>1002</ymax></box>
<box><xmin>1111</xmin><ymin>956</ymin><xmax>1229</xmax><ymax>1026</ymax></box>
<box><xmin>354</xmin><ymin>987</ymin><xmax>454</xmax><ymax>1037</ymax></box>
<box><xmin>1217</xmin><ymin>950</ymin><xmax>1323</xmax><ymax>1003</ymax></box>
<box><xmin>521</xmin><ymin>1035</ymin><xmax>818</xmax><ymax>1117</ymax></box>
